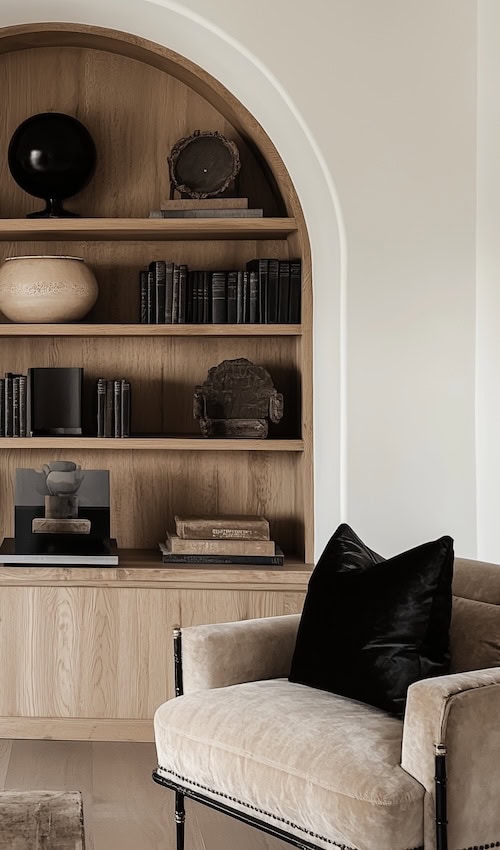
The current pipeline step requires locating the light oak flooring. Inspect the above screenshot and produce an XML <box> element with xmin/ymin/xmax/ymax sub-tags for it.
<box><xmin>0</xmin><ymin>740</ymin><xmax>289</xmax><ymax>850</ymax></box>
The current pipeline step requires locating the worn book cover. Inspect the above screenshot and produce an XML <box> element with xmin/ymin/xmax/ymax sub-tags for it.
<box><xmin>150</xmin><ymin>208</ymin><xmax>263</xmax><ymax>218</ymax></box>
<box><xmin>159</xmin><ymin>541</ymin><xmax>283</xmax><ymax>566</ymax></box>
<box><xmin>175</xmin><ymin>514</ymin><xmax>270</xmax><ymax>540</ymax></box>
<box><xmin>160</xmin><ymin>198</ymin><xmax>248</xmax><ymax>210</ymax></box>
<box><xmin>166</xmin><ymin>532</ymin><xmax>275</xmax><ymax>556</ymax></box>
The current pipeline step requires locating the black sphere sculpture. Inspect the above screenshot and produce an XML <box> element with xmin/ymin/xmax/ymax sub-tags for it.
<box><xmin>8</xmin><ymin>112</ymin><xmax>97</xmax><ymax>218</ymax></box>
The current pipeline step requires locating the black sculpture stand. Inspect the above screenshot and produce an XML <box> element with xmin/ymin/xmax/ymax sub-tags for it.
<box><xmin>27</xmin><ymin>198</ymin><xmax>80</xmax><ymax>218</ymax></box>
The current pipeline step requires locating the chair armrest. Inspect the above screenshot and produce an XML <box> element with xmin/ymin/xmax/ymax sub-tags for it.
<box><xmin>401</xmin><ymin>667</ymin><xmax>500</xmax><ymax>850</ymax></box>
<box><xmin>179</xmin><ymin>614</ymin><xmax>300</xmax><ymax>694</ymax></box>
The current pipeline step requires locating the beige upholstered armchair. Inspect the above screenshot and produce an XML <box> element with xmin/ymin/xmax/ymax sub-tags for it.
<box><xmin>153</xmin><ymin>558</ymin><xmax>500</xmax><ymax>850</ymax></box>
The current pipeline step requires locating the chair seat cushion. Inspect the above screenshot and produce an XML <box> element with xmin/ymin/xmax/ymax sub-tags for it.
<box><xmin>154</xmin><ymin>679</ymin><xmax>424</xmax><ymax>850</ymax></box>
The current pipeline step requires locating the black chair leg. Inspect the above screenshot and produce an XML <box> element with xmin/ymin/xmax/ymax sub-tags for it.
<box><xmin>175</xmin><ymin>790</ymin><xmax>186</xmax><ymax>850</ymax></box>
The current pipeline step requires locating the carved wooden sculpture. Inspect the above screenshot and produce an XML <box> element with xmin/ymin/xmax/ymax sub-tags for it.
<box><xmin>193</xmin><ymin>358</ymin><xmax>284</xmax><ymax>438</ymax></box>
<box><xmin>168</xmin><ymin>130</ymin><xmax>241</xmax><ymax>199</ymax></box>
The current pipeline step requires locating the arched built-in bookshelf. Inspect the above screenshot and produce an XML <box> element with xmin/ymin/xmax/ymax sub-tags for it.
<box><xmin>0</xmin><ymin>22</ymin><xmax>313</xmax><ymax>741</ymax></box>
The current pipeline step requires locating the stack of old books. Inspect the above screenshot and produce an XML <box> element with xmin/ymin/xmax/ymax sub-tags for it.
<box><xmin>159</xmin><ymin>515</ymin><xmax>284</xmax><ymax>566</ymax></box>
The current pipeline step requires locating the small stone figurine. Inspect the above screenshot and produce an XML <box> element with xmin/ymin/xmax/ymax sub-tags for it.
<box><xmin>32</xmin><ymin>461</ymin><xmax>89</xmax><ymax>534</ymax></box>
<box><xmin>193</xmin><ymin>357</ymin><xmax>284</xmax><ymax>438</ymax></box>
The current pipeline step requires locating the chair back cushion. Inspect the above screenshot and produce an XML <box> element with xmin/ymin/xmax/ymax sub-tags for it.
<box><xmin>450</xmin><ymin>558</ymin><xmax>500</xmax><ymax>673</ymax></box>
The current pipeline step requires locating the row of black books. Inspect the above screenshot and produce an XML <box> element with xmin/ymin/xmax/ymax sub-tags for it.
<box><xmin>140</xmin><ymin>258</ymin><xmax>301</xmax><ymax>324</ymax></box>
<box><xmin>96</xmin><ymin>378</ymin><xmax>131</xmax><ymax>438</ymax></box>
<box><xmin>0</xmin><ymin>372</ymin><xmax>27</xmax><ymax>437</ymax></box>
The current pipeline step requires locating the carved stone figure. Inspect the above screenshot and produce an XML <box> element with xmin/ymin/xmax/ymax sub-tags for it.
<box><xmin>193</xmin><ymin>358</ymin><xmax>284</xmax><ymax>438</ymax></box>
<box><xmin>34</xmin><ymin>460</ymin><xmax>89</xmax><ymax>533</ymax></box>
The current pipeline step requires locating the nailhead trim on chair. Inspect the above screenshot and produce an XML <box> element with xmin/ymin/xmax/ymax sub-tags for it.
<box><xmin>459</xmin><ymin>844</ymin><xmax>500</xmax><ymax>849</ymax></box>
<box><xmin>157</xmin><ymin>764</ymin><xmax>424</xmax><ymax>850</ymax></box>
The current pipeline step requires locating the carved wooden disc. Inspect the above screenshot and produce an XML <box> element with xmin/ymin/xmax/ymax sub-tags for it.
<box><xmin>168</xmin><ymin>130</ymin><xmax>241</xmax><ymax>199</ymax></box>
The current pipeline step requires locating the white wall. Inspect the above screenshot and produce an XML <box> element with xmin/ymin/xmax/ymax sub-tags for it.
<box><xmin>0</xmin><ymin>0</ymin><xmax>480</xmax><ymax>559</ymax></box>
<box><xmin>477</xmin><ymin>0</ymin><xmax>500</xmax><ymax>562</ymax></box>
<box><xmin>153</xmin><ymin>1</ymin><xmax>478</xmax><ymax>559</ymax></box>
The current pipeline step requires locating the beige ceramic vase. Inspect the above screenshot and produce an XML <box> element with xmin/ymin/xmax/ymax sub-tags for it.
<box><xmin>0</xmin><ymin>255</ymin><xmax>98</xmax><ymax>323</ymax></box>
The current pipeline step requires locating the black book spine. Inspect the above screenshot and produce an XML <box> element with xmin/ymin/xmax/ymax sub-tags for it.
<box><xmin>139</xmin><ymin>270</ymin><xmax>148</xmax><ymax>323</ymax></box>
<box><xmin>211</xmin><ymin>272</ymin><xmax>227</xmax><ymax>323</ymax></box>
<box><xmin>12</xmin><ymin>376</ymin><xmax>20</xmax><ymax>437</ymax></box>
<box><xmin>236</xmin><ymin>271</ymin><xmax>244</xmax><ymax>323</ymax></box>
<box><xmin>150</xmin><ymin>260</ymin><xmax>166</xmax><ymax>325</ymax></box>
<box><xmin>172</xmin><ymin>265</ymin><xmax>180</xmax><ymax>323</ymax></box>
<box><xmin>278</xmin><ymin>260</ymin><xmax>290</xmax><ymax>323</ymax></box>
<box><xmin>97</xmin><ymin>378</ymin><xmax>106</xmax><ymax>437</ymax></box>
<box><xmin>5</xmin><ymin>372</ymin><xmax>13</xmax><ymax>437</ymax></box>
<box><xmin>26</xmin><ymin>369</ymin><xmax>33</xmax><ymax>437</ymax></box>
<box><xmin>0</xmin><ymin>379</ymin><xmax>4</xmax><ymax>437</ymax></box>
<box><xmin>165</xmin><ymin>262</ymin><xmax>174</xmax><ymax>323</ymax></box>
<box><xmin>161</xmin><ymin>550</ymin><xmax>284</xmax><ymax>566</ymax></box>
<box><xmin>147</xmin><ymin>270</ymin><xmax>155</xmax><ymax>323</ymax></box>
<box><xmin>247</xmin><ymin>259</ymin><xmax>270</xmax><ymax>323</ymax></box>
<box><xmin>121</xmin><ymin>379</ymin><xmax>131</xmax><ymax>437</ymax></box>
<box><xmin>196</xmin><ymin>271</ymin><xmax>203</xmax><ymax>324</ymax></box>
<box><xmin>113</xmin><ymin>380</ymin><xmax>122</xmax><ymax>438</ymax></box>
<box><xmin>178</xmin><ymin>264</ymin><xmax>187</xmax><ymax>323</ymax></box>
<box><xmin>203</xmin><ymin>271</ymin><xmax>211</xmax><ymax>323</ymax></box>
<box><xmin>105</xmin><ymin>379</ymin><xmax>113</xmax><ymax>438</ymax></box>
<box><xmin>249</xmin><ymin>271</ymin><xmax>259</xmax><ymax>323</ymax></box>
<box><xmin>242</xmin><ymin>271</ymin><xmax>250</xmax><ymax>322</ymax></box>
<box><xmin>267</xmin><ymin>259</ymin><xmax>280</xmax><ymax>323</ymax></box>
<box><xmin>187</xmin><ymin>270</ymin><xmax>195</xmax><ymax>323</ymax></box>
<box><xmin>227</xmin><ymin>271</ymin><xmax>237</xmax><ymax>323</ymax></box>
<box><xmin>19</xmin><ymin>375</ymin><xmax>27</xmax><ymax>437</ymax></box>
<box><xmin>191</xmin><ymin>270</ymin><xmax>199</xmax><ymax>323</ymax></box>
<box><xmin>288</xmin><ymin>260</ymin><xmax>302</xmax><ymax>323</ymax></box>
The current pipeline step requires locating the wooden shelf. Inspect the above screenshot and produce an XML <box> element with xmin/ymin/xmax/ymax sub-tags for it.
<box><xmin>0</xmin><ymin>217</ymin><xmax>297</xmax><ymax>241</ymax></box>
<box><xmin>0</xmin><ymin>323</ymin><xmax>302</xmax><ymax>337</ymax></box>
<box><xmin>0</xmin><ymin>436</ymin><xmax>304</xmax><ymax>451</ymax></box>
<box><xmin>0</xmin><ymin>548</ymin><xmax>313</xmax><ymax>590</ymax></box>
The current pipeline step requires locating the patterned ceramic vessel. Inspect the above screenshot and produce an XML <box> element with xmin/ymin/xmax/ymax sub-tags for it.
<box><xmin>0</xmin><ymin>255</ymin><xmax>98</xmax><ymax>322</ymax></box>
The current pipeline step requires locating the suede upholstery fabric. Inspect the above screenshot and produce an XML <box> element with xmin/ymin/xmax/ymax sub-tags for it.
<box><xmin>401</xmin><ymin>667</ymin><xmax>500</xmax><ymax>850</ymax></box>
<box><xmin>453</xmin><ymin>557</ymin><xmax>500</xmax><ymax>604</ymax></box>
<box><xmin>450</xmin><ymin>596</ymin><xmax>500</xmax><ymax>672</ymax></box>
<box><xmin>181</xmin><ymin>614</ymin><xmax>300</xmax><ymax>694</ymax></box>
<box><xmin>155</xmin><ymin>679</ymin><xmax>424</xmax><ymax>850</ymax></box>
<box><xmin>289</xmin><ymin>524</ymin><xmax>454</xmax><ymax>715</ymax></box>
<box><xmin>450</xmin><ymin>557</ymin><xmax>500</xmax><ymax>672</ymax></box>
<box><xmin>154</xmin><ymin>558</ymin><xmax>500</xmax><ymax>850</ymax></box>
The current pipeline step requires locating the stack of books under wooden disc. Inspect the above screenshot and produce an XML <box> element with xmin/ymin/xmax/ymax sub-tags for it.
<box><xmin>159</xmin><ymin>515</ymin><xmax>284</xmax><ymax>566</ymax></box>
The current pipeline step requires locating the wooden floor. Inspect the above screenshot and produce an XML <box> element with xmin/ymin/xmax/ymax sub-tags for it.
<box><xmin>0</xmin><ymin>740</ymin><xmax>289</xmax><ymax>850</ymax></box>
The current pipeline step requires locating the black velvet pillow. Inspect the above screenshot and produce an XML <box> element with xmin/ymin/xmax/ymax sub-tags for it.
<box><xmin>288</xmin><ymin>524</ymin><xmax>454</xmax><ymax>715</ymax></box>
